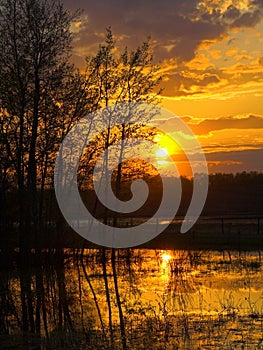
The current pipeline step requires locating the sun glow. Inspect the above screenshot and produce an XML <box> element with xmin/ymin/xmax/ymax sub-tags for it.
<box><xmin>154</xmin><ymin>133</ymin><xmax>179</xmax><ymax>157</ymax></box>
<box><xmin>154</xmin><ymin>133</ymin><xmax>178</xmax><ymax>167</ymax></box>
<box><xmin>156</xmin><ymin>147</ymin><xmax>169</xmax><ymax>158</ymax></box>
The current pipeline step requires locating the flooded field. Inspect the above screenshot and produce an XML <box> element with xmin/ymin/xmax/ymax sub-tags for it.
<box><xmin>0</xmin><ymin>248</ymin><xmax>263</xmax><ymax>349</ymax></box>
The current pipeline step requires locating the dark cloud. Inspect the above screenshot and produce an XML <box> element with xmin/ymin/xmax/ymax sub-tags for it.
<box><xmin>191</xmin><ymin>115</ymin><xmax>263</xmax><ymax>134</ymax></box>
<box><xmin>62</xmin><ymin>0</ymin><xmax>263</xmax><ymax>65</ymax></box>
<box><xmin>203</xmin><ymin>143</ymin><xmax>263</xmax><ymax>151</ymax></box>
<box><xmin>231</xmin><ymin>9</ymin><xmax>262</xmax><ymax>28</ymax></box>
<box><xmin>206</xmin><ymin>149</ymin><xmax>263</xmax><ymax>173</ymax></box>
<box><xmin>155</xmin><ymin>115</ymin><xmax>263</xmax><ymax>135</ymax></box>
<box><xmin>223</xmin><ymin>5</ymin><xmax>240</xmax><ymax>20</ymax></box>
<box><xmin>159</xmin><ymin>71</ymin><xmax>220</xmax><ymax>97</ymax></box>
<box><xmin>164</xmin><ymin>146</ymin><xmax>263</xmax><ymax>174</ymax></box>
<box><xmin>72</xmin><ymin>1</ymin><xmax>223</xmax><ymax>62</ymax></box>
<box><xmin>251</xmin><ymin>0</ymin><xmax>263</xmax><ymax>10</ymax></box>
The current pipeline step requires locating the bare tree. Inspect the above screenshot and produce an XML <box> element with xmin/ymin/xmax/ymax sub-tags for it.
<box><xmin>79</xmin><ymin>28</ymin><xmax>162</xmax><ymax>199</ymax></box>
<box><xmin>78</xmin><ymin>29</ymin><xmax>162</xmax><ymax>350</ymax></box>
<box><xmin>0</xmin><ymin>0</ymin><xmax>93</xmax><ymax>248</ymax></box>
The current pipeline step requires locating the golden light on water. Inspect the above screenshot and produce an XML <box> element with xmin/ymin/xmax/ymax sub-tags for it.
<box><xmin>159</xmin><ymin>251</ymin><xmax>172</xmax><ymax>284</ymax></box>
<box><xmin>160</xmin><ymin>252</ymin><xmax>172</xmax><ymax>263</ymax></box>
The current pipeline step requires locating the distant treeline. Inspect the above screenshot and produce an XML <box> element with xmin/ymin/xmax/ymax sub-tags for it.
<box><xmin>0</xmin><ymin>171</ymin><xmax>262</xmax><ymax>248</ymax></box>
<box><xmin>208</xmin><ymin>171</ymin><xmax>263</xmax><ymax>187</ymax></box>
<box><xmin>1</xmin><ymin>171</ymin><xmax>263</xmax><ymax>224</ymax></box>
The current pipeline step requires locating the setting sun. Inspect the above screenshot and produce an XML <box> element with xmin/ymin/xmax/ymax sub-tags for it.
<box><xmin>156</xmin><ymin>147</ymin><xmax>169</xmax><ymax>158</ymax></box>
<box><xmin>154</xmin><ymin>133</ymin><xmax>179</xmax><ymax>156</ymax></box>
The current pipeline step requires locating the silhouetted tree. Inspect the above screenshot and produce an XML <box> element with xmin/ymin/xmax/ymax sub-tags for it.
<box><xmin>80</xmin><ymin>29</ymin><xmax>162</xmax><ymax>350</ymax></box>
<box><xmin>0</xmin><ymin>0</ymin><xmax>92</xmax><ymax>248</ymax></box>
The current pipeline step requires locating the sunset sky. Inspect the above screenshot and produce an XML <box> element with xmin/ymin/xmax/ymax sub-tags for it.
<box><xmin>63</xmin><ymin>0</ymin><xmax>263</xmax><ymax>175</ymax></box>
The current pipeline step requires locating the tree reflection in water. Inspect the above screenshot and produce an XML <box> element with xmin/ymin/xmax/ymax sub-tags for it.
<box><xmin>0</xmin><ymin>248</ymin><xmax>263</xmax><ymax>349</ymax></box>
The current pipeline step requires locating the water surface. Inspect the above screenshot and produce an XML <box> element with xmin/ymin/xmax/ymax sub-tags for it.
<box><xmin>0</xmin><ymin>249</ymin><xmax>262</xmax><ymax>349</ymax></box>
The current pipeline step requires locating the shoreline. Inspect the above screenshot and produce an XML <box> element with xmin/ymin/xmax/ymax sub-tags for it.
<box><xmin>1</xmin><ymin>219</ymin><xmax>263</xmax><ymax>251</ymax></box>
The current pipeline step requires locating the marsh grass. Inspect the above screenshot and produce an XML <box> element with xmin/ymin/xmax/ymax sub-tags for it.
<box><xmin>0</xmin><ymin>249</ymin><xmax>263</xmax><ymax>349</ymax></box>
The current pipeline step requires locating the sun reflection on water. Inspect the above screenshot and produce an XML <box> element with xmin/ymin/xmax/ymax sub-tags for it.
<box><xmin>161</xmin><ymin>252</ymin><xmax>172</xmax><ymax>263</ymax></box>
<box><xmin>159</xmin><ymin>251</ymin><xmax>172</xmax><ymax>285</ymax></box>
